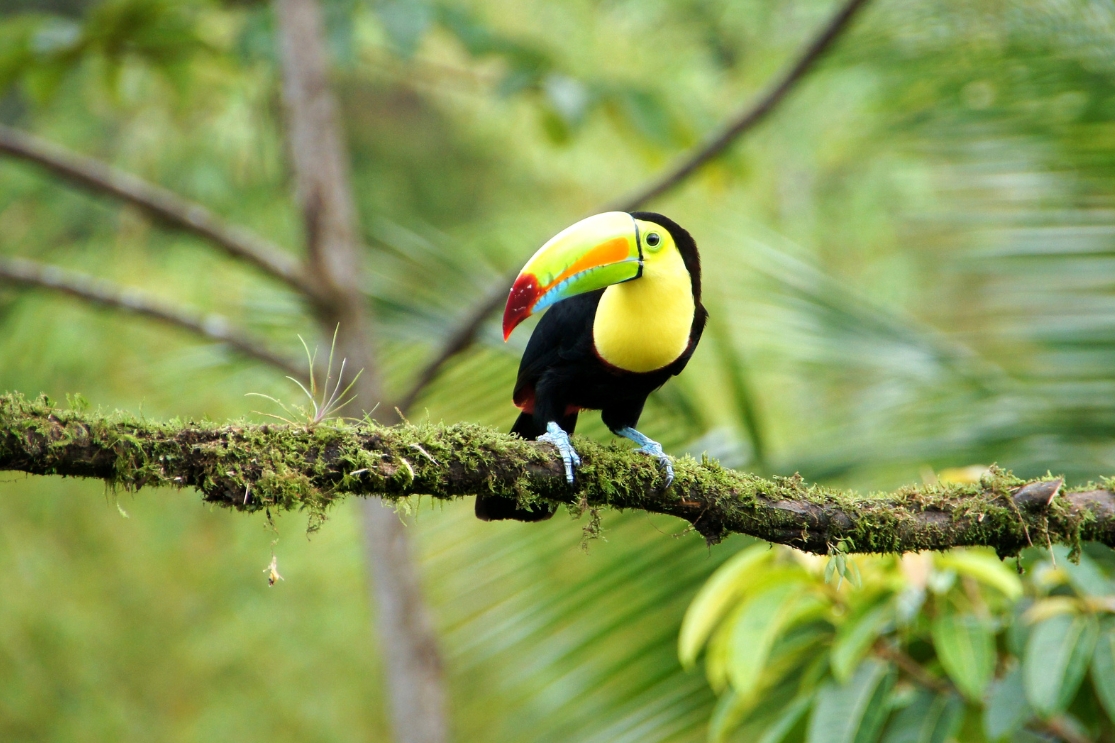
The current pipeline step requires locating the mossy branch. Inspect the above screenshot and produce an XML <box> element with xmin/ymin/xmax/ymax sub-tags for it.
<box><xmin>2</xmin><ymin>392</ymin><xmax>1112</xmax><ymax>555</ymax></box>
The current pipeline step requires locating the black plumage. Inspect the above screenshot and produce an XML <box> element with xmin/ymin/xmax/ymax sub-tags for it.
<box><xmin>476</xmin><ymin>213</ymin><xmax>708</xmax><ymax>522</ymax></box>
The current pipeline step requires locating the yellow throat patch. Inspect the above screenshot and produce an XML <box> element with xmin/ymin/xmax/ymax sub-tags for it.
<box><xmin>592</xmin><ymin>227</ymin><xmax>695</xmax><ymax>373</ymax></box>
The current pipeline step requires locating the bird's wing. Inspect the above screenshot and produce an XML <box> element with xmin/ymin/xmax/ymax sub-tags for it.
<box><xmin>512</xmin><ymin>290</ymin><xmax>602</xmax><ymax>407</ymax></box>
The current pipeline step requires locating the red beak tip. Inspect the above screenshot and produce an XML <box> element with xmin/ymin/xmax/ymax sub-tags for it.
<box><xmin>501</xmin><ymin>309</ymin><xmax>527</xmax><ymax>340</ymax></box>
<box><xmin>503</xmin><ymin>273</ymin><xmax>541</xmax><ymax>341</ymax></box>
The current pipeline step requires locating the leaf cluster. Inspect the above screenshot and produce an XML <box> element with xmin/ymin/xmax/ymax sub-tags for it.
<box><xmin>681</xmin><ymin>543</ymin><xmax>1115</xmax><ymax>742</ymax></box>
<box><xmin>0</xmin><ymin>0</ymin><xmax>212</xmax><ymax>101</ymax></box>
<box><xmin>367</xmin><ymin>0</ymin><xmax>686</xmax><ymax>146</ymax></box>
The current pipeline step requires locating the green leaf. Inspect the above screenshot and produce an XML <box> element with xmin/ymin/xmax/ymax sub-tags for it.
<box><xmin>1006</xmin><ymin>601</ymin><xmax>1034</xmax><ymax>657</ymax></box>
<box><xmin>754</xmin><ymin>624</ymin><xmax>832</xmax><ymax>711</ymax></box>
<box><xmin>807</xmin><ymin>659</ymin><xmax>895</xmax><ymax>743</ymax></box>
<box><xmin>1024</xmin><ymin>613</ymin><xmax>1100</xmax><ymax>717</ymax></box>
<box><xmin>831</xmin><ymin>601</ymin><xmax>891</xmax><ymax>683</ymax></box>
<box><xmin>373</xmin><ymin>0</ymin><xmax>433</xmax><ymax>58</ymax></box>
<box><xmin>1009</xmin><ymin>731</ymin><xmax>1057</xmax><ymax>743</ymax></box>
<box><xmin>679</xmin><ymin>544</ymin><xmax>773</xmax><ymax>667</ymax></box>
<box><xmin>849</xmin><ymin>559</ymin><xmax>863</xmax><ymax>590</ymax></box>
<box><xmin>1091</xmin><ymin>617</ymin><xmax>1115</xmax><ymax>721</ymax></box>
<box><xmin>542</xmin><ymin>74</ymin><xmax>590</xmax><ymax>127</ymax></box>
<box><xmin>983</xmin><ymin>666</ymin><xmax>1033</xmax><ymax>741</ymax></box>
<box><xmin>882</xmin><ymin>690</ymin><xmax>963</xmax><ymax>743</ymax></box>
<box><xmin>606</xmin><ymin>88</ymin><xmax>677</xmax><ymax>147</ymax></box>
<box><xmin>757</xmin><ymin>695</ymin><xmax>812</xmax><ymax>743</ymax></box>
<box><xmin>1058</xmin><ymin>549</ymin><xmax>1114</xmax><ymax>597</ymax></box>
<box><xmin>931</xmin><ymin>613</ymin><xmax>995</xmax><ymax>700</ymax></box>
<box><xmin>704</xmin><ymin>615</ymin><xmax>734</xmax><ymax>693</ymax></box>
<box><xmin>436</xmin><ymin>5</ymin><xmax>549</xmax><ymax>70</ymax></box>
<box><xmin>727</xmin><ymin>582</ymin><xmax>804</xmax><ymax>704</ymax></box>
<box><xmin>708</xmin><ymin>687</ymin><xmax>749</xmax><ymax>743</ymax></box>
<box><xmin>936</xmin><ymin>550</ymin><xmax>1023</xmax><ymax>600</ymax></box>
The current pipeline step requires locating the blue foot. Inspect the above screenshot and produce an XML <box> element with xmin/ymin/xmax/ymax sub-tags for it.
<box><xmin>616</xmin><ymin>427</ymin><xmax>674</xmax><ymax>487</ymax></box>
<box><xmin>538</xmin><ymin>421</ymin><xmax>581</xmax><ymax>485</ymax></box>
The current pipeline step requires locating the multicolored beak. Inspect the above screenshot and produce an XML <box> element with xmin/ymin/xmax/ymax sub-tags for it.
<box><xmin>503</xmin><ymin>212</ymin><xmax>643</xmax><ymax>340</ymax></box>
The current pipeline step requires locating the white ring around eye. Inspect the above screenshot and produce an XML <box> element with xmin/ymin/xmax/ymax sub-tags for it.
<box><xmin>646</xmin><ymin>232</ymin><xmax>662</xmax><ymax>252</ymax></box>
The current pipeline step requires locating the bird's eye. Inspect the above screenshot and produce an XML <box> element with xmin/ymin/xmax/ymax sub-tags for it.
<box><xmin>645</xmin><ymin>232</ymin><xmax>662</xmax><ymax>251</ymax></box>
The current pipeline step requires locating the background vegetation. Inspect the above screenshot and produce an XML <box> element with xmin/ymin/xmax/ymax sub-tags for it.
<box><xmin>1</xmin><ymin>0</ymin><xmax>1114</xmax><ymax>740</ymax></box>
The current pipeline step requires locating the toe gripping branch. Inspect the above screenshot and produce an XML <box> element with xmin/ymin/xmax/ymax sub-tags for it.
<box><xmin>616</xmin><ymin>427</ymin><xmax>674</xmax><ymax>487</ymax></box>
<box><xmin>538</xmin><ymin>421</ymin><xmax>581</xmax><ymax>484</ymax></box>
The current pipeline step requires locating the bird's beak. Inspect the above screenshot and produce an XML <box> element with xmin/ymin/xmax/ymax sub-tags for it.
<box><xmin>502</xmin><ymin>212</ymin><xmax>643</xmax><ymax>340</ymax></box>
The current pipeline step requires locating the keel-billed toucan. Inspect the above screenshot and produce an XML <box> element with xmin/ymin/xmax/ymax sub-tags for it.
<box><xmin>476</xmin><ymin>211</ymin><xmax>707</xmax><ymax>521</ymax></box>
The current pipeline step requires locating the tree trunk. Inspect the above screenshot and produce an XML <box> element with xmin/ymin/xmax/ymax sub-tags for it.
<box><xmin>362</xmin><ymin>500</ymin><xmax>448</xmax><ymax>743</ymax></box>
<box><xmin>273</xmin><ymin>2</ymin><xmax>449</xmax><ymax>741</ymax></box>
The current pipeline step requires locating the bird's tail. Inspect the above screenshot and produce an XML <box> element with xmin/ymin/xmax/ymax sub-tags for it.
<box><xmin>475</xmin><ymin>411</ymin><xmax>577</xmax><ymax>522</ymax></box>
<box><xmin>510</xmin><ymin>411</ymin><xmax>545</xmax><ymax>439</ymax></box>
<box><xmin>510</xmin><ymin>410</ymin><xmax>579</xmax><ymax>438</ymax></box>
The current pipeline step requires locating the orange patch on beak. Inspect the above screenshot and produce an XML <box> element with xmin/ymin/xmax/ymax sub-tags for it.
<box><xmin>545</xmin><ymin>238</ymin><xmax>631</xmax><ymax>292</ymax></box>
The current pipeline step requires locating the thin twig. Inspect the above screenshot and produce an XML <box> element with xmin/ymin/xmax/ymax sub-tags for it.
<box><xmin>874</xmin><ymin>643</ymin><xmax>951</xmax><ymax>694</ymax></box>
<box><xmin>0</xmin><ymin>256</ymin><xmax>302</xmax><ymax>377</ymax></box>
<box><xmin>396</xmin><ymin>0</ymin><xmax>872</xmax><ymax>414</ymax></box>
<box><xmin>0</xmin><ymin>125</ymin><xmax>318</xmax><ymax>298</ymax></box>
<box><xmin>1039</xmin><ymin>717</ymin><xmax>1093</xmax><ymax>743</ymax></box>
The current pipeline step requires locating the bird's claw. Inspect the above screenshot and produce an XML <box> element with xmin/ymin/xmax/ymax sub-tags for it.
<box><xmin>616</xmin><ymin>427</ymin><xmax>674</xmax><ymax>488</ymax></box>
<box><xmin>538</xmin><ymin>421</ymin><xmax>581</xmax><ymax>485</ymax></box>
<box><xmin>635</xmin><ymin>442</ymin><xmax>674</xmax><ymax>488</ymax></box>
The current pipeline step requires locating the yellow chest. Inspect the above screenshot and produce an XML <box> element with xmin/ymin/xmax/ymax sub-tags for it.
<box><xmin>592</xmin><ymin>251</ymin><xmax>695</xmax><ymax>373</ymax></box>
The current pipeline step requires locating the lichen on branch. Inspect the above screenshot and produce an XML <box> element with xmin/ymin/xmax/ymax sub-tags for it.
<box><xmin>1</xmin><ymin>392</ymin><xmax>1112</xmax><ymax>554</ymax></box>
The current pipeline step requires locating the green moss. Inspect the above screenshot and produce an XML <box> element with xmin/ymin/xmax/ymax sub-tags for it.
<box><xmin>1</xmin><ymin>391</ymin><xmax>1114</xmax><ymax>553</ymax></box>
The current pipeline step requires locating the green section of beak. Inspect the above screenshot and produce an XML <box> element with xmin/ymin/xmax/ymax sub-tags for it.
<box><xmin>532</xmin><ymin>254</ymin><xmax>643</xmax><ymax>313</ymax></box>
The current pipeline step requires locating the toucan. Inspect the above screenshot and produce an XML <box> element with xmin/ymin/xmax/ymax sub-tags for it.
<box><xmin>476</xmin><ymin>211</ymin><xmax>707</xmax><ymax>521</ymax></box>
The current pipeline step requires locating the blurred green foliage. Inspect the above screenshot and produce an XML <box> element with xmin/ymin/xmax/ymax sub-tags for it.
<box><xmin>681</xmin><ymin>541</ymin><xmax>1115</xmax><ymax>742</ymax></box>
<box><xmin>1</xmin><ymin>0</ymin><xmax>1115</xmax><ymax>740</ymax></box>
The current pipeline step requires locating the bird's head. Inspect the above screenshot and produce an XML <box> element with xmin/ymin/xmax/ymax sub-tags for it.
<box><xmin>502</xmin><ymin>211</ymin><xmax>697</xmax><ymax>339</ymax></box>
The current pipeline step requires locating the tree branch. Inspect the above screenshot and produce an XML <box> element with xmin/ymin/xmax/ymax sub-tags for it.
<box><xmin>2</xmin><ymin>391</ymin><xmax>1111</xmax><ymax>554</ymax></box>
<box><xmin>603</xmin><ymin>0</ymin><xmax>871</xmax><ymax>212</ymax></box>
<box><xmin>0</xmin><ymin>125</ymin><xmax>318</xmax><ymax>298</ymax></box>
<box><xmin>397</xmin><ymin>0</ymin><xmax>872</xmax><ymax>412</ymax></box>
<box><xmin>0</xmin><ymin>257</ymin><xmax>302</xmax><ymax>377</ymax></box>
<box><xmin>395</xmin><ymin>282</ymin><xmax>507</xmax><ymax>413</ymax></box>
<box><xmin>273</xmin><ymin>1</ymin><xmax>448</xmax><ymax>741</ymax></box>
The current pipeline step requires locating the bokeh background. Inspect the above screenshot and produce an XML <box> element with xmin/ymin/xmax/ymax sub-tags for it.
<box><xmin>2</xmin><ymin>0</ymin><xmax>1115</xmax><ymax>740</ymax></box>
